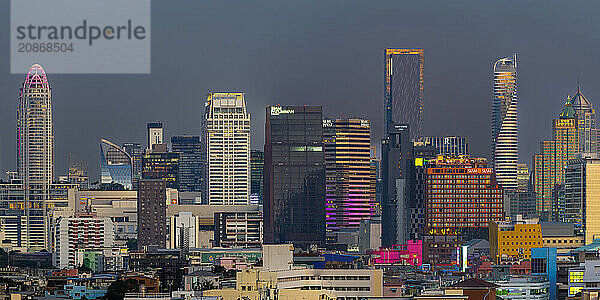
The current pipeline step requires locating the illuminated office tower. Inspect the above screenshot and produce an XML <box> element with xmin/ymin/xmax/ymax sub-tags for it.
<box><xmin>491</xmin><ymin>54</ymin><xmax>518</xmax><ymax>191</ymax></box>
<box><xmin>533</xmin><ymin>100</ymin><xmax>579</xmax><ymax>220</ymax></box>
<box><xmin>142</xmin><ymin>145</ymin><xmax>179</xmax><ymax>189</ymax></box>
<box><xmin>15</xmin><ymin>64</ymin><xmax>54</xmax><ymax>250</ymax></box>
<box><xmin>384</xmin><ymin>48</ymin><xmax>424</xmax><ymax>138</ymax></box>
<box><xmin>100</xmin><ymin>139</ymin><xmax>133</xmax><ymax>190</ymax></box>
<box><xmin>570</xmin><ymin>84</ymin><xmax>598</xmax><ymax>155</ymax></box>
<box><xmin>415</xmin><ymin>136</ymin><xmax>469</xmax><ymax>156</ymax></box>
<box><xmin>147</xmin><ymin>122</ymin><xmax>163</xmax><ymax>150</ymax></box>
<box><xmin>250</xmin><ymin>150</ymin><xmax>264</xmax><ymax>205</ymax></box>
<box><xmin>171</xmin><ymin>136</ymin><xmax>202</xmax><ymax>192</ymax></box>
<box><xmin>323</xmin><ymin>118</ymin><xmax>376</xmax><ymax>235</ymax></box>
<box><xmin>202</xmin><ymin>93</ymin><xmax>250</xmax><ymax>205</ymax></box>
<box><xmin>264</xmin><ymin>106</ymin><xmax>325</xmax><ymax>245</ymax></box>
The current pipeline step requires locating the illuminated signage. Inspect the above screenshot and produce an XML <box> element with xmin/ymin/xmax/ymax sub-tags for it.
<box><xmin>270</xmin><ymin>106</ymin><xmax>294</xmax><ymax>116</ymax></box>
<box><xmin>415</xmin><ymin>158</ymin><xmax>424</xmax><ymax>166</ymax></box>
<box><xmin>466</xmin><ymin>168</ymin><xmax>493</xmax><ymax>174</ymax></box>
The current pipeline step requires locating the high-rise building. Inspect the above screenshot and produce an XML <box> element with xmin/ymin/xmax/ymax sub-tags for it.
<box><xmin>381</xmin><ymin>124</ymin><xmax>412</xmax><ymax>246</ymax></box>
<box><xmin>123</xmin><ymin>143</ymin><xmax>143</xmax><ymax>189</ymax></box>
<box><xmin>264</xmin><ymin>105</ymin><xmax>325</xmax><ymax>246</ymax></box>
<box><xmin>250</xmin><ymin>150</ymin><xmax>264</xmax><ymax>205</ymax></box>
<box><xmin>409</xmin><ymin>143</ymin><xmax>437</xmax><ymax>241</ymax></box>
<box><xmin>202</xmin><ymin>93</ymin><xmax>250</xmax><ymax>205</ymax></box>
<box><xmin>138</xmin><ymin>179</ymin><xmax>167</xmax><ymax>249</ymax></box>
<box><xmin>323</xmin><ymin>118</ymin><xmax>376</xmax><ymax>236</ymax></box>
<box><xmin>100</xmin><ymin>139</ymin><xmax>133</xmax><ymax>190</ymax></box>
<box><xmin>16</xmin><ymin>64</ymin><xmax>54</xmax><ymax>250</ymax></box>
<box><xmin>425</xmin><ymin>156</ymin><xmax>504</xmax><ymax>237</ymax></box>
<box><xmin>384</xmin><ymin>48</ymin><xmax>424</xmax><ymax>139</ymax></box>
<box><xmin>142</xmin><ymin>145</ymin><xmax>179</xmax><ymax>189</ymax></box>
<box><xmin>533</xmin><ymin>99</ymin><xmax>579</xmax><ymax>220</ymax></box>
<box><xmin>565</xmin><ymin>157</ymin><xmax>600</xmax><ymax>244</ymax></box>
<box><xmin>492</xmin><ymin>54</ymin><xmax>518</xmax><ymax>191</ymax></box>
<box><xmin>171</xmin><ymin>136</ymin><xmax>202</xmax><ymax>192</ymax></box>
<box><xmin>415</xmin><ymin>136</ymin><xmax>469</xmax><ymax>156</ymax></box>
<box><xmin>370</xmin><ymin>152</ymin><xmax>382</xmax><ymax>216</ymax></box>
<box><xmin>570</xmin><ymin>84</ymin><xmax>599</xmax><ymax>155</ymax></box>
<box><xmin>68</xmin><ymin>153</ymin><xmax>89</xmax><ymax>190</ymax></box>
<box><xmin>147</xmin><ymin>122</ymin><xmax>164</xmax><ymax>150</ymax></box>
<box><xmin>53</xmin><ymin>217</ymin><xmax>116</xmax><ymax>269</ymax></box>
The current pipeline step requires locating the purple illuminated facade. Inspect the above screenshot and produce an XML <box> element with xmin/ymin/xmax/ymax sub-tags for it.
<box><xmin>324</xmin><ymin>118</ymin><xmax>376</xmax><ymax>235</ymax></box>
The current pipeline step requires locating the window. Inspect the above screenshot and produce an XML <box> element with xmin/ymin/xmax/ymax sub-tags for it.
<box><xmin>531</xmin><ymin>258</ymin><xmax>547</xmax><ymax>274</ymax></box>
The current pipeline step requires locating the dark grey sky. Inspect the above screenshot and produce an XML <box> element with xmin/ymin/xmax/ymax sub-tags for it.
<box><xmin>1</xmin><ymin>0</ymin><xmax>600</xmax><ymax>180</ymax></box>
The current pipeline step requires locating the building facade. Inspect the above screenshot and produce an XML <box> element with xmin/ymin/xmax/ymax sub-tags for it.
<box><xmin>169</xmin><ymin>212</ymin><xmax>201</xmax><ymax>250</ymax></box>
<box><xmin>491</xmin><ymin>54</ymin><xmax>518</xmax><ymax>191</ymax></box>
<box><xmin>142</xmin><ymin>146</ymin><xmax>179</xmax><ymax>189</ymax></box>
<box><xmin>53</xmin><ymin>217</ymin><xmax>116</xmax><ymax>269</ymax></box>
<box><xmin>384</xmin><ymin>48</ymin><xmax>424</xmax><ymax>139</ymax></box>
<box><xmin>489</xmin><ymin>217</ymin><xmax>542</xmax><ymax>263</ymax></box>
<box><xmin>565</xmin><ymin>157</ymin><xmax>600</xmax><ymax>244</ymax></box>
<box><xmin>533</xmin><ymin>100</ymin><xmax>579</xmax><ymax>221</ymax></box>
<box><xmin>323</xmin><ymin>118</ymin><xmax>376</xmax><ymax>236</ymax></box>
<box><xmin>100</xmin><ymin>139</ymin><xmax>133</xmax><ymax>190</ymax></box>
<box><xmin>68</xmin><ymin>153</ymin><xmax>89</xmax><ymax>190</ymax></box>
<box><xmin>381</xmin><ymin>124</ymin><xmax>412</xmax><ymax>246</ymax></box>
<box><xmin>264</xmin><ymin>105</ymin><xmax>325</xmax><ymax>245</ymax></box>
<box><xmin>122</xmin><ymin>143</ymin><xmax>143</xmax><ymax>189</ymax></box>
<box><xmin>214</xmin><ymin>211</ymin><xmax>263</xmax><ymax>248</ymax></box>
<box><xmin>147</xmin><ymin>122</ymin><xmax>163</xmax><ymax>150</ymax></box>
<box><xmin>250</xmin><ymin>150</ymin><xmax>263</xmax><ymax>205</ymax></box>
<box><xmin>137</xmin><ymin>179</ymin><xmax>167</xmax><ymax>249</ymax></box>
<box><xmin>202</xmin><ymin>93</ymin><xmax>250</xmax><ymax>205</ymax></box>
<box><xmin>15</xmin><ymin>64</ymin><xmax>54</xmax><ymax>250</ymax></box>
<box><xmin>570</xmin><ymin>84</ymin><xmax>599</xmax><ymax>155</ymax></box>
<box><xmin>171</xmin><ymin>136</ymin><xmax>203</xmax><ymax>192</ymax></box>
<box><xmin>415</xmin><ymin>136</ymin><xmax>469</xmax><ymax>156</ymax></box>
<box><xmin>425</xmin><ymin>156</ymin><xmax>504</xmax><ymax>236</ymax></box>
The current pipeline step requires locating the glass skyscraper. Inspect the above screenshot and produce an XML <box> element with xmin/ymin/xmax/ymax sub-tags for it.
<box><xmin>264</xmin><ymin>105</ymin><xmax>325</xmax><ymax>246</ymax></box>
<box><xmin>492</xmin><ymin>54</ymin><xmax>518</xmax><ymax>191</ymax></box>
<box><xmin>100</xmin><ymin>139</ymin><xmax>133</xmax><ymax>190</ymax></box>
<box><xmin>171</xmin><ymin>136</ymin><xmax>202</xmax><ymax>192</ymax></box>
<box><xmin>250</xmin><ymin>150</ymin><xmax>264</xmax><ymax>205</ymax></box>
<box><xmin>123</xmin><ymin>143</ymin><xmax>143</xmax><ymax>189</ymax></box>
<box><xmin>384</xmin><ymin>48</ymin><xmax>424</xmax><ymax>139</ymax></box>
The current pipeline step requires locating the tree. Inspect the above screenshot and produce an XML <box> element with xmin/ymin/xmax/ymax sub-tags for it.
<box><xmin>105</xmin><ymin>279</ymin><xmax>138</xmax><ymax>300</ymax></box>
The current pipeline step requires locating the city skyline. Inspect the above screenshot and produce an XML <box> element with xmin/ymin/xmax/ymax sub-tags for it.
<box><xmin>1</xmin><ymin>1</ymin><xmax>599</xmax><ymax>181</ymax></box>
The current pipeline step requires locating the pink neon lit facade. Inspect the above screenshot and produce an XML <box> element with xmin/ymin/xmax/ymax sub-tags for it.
<box><xmin>369</xmin><ymin>240</ymin><xmax>422</xmax><ymax>266</ymax></box>
<box><xmin>324</xmin><ymin>118</ymin><xmax>376</xmax><ymax>233</ymax></box>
